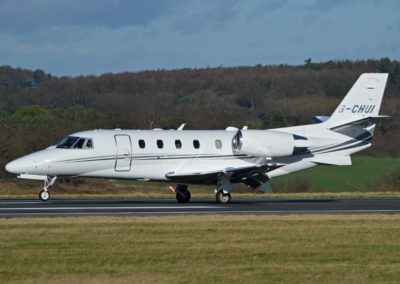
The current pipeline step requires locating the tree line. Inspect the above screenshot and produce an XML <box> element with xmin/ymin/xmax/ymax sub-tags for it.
<box><xmin>0</xmin><ymin>58</ymin><xmax>399</xmax><ymax>177</ymax></box>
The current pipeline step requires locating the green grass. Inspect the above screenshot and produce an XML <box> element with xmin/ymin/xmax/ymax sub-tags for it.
<box><xmin>270</xmin><ymin>156</ymin><xmax>400</xmax><ymax>192</ymax></box>
<box><xmin>1</xmin><ymin>215</ymin><xmax>400</xmax><ymax>283</ymax></box>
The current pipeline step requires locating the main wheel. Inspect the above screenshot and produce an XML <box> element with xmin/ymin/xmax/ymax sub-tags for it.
<box><xmin>216</xmin><ymin>190</ymin><xmax>231</xmax><ymax>204</ymax></box>
<box><xmin>39</xmin><ymin>190</ymin><xmax>50</xmax><ymax>201</ymax></box>
<box><xmin>176</xmin><ymin>190</ymin><xmax>191</xmax><ymax>203</ymax></box>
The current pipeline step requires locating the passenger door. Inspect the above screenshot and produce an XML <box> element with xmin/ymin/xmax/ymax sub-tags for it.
<box><xmin>114</xmin><ymin>134</ymin><xmax>132</xmax><ymax>171</ymax></box>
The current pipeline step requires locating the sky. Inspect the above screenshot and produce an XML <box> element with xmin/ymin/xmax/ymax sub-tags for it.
<box><xmin>0</xmin><ymin>0</ymin><xmax>399</xmax><ymax>76</ymax></box>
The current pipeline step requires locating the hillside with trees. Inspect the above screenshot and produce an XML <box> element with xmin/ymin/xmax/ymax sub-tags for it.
<box><xmin>0</xmin><ymin>58</ymin><xmax>399</xmax><ymax>178</ymax></box>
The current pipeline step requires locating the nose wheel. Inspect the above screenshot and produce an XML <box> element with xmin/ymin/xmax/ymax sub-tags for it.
<box><xmin>39</xmin><ymin>176</ymin><xmax>57</xmax><ymax>202</ymax></box>
<box><xmin>39</xmin><ymin>190</ymin><xmax>50</xmax><ymax>201</ymax></box>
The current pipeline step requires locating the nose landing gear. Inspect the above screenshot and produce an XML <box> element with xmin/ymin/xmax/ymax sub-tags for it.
<box><xmin>39</xmin><ymin>190</ymin><xmax>50</xmax><ymax>201</ymax></box>
<box><xmin>39</xmin><ymin>176</ymin><xmax>57</xmax><ymax>201</ymax></box>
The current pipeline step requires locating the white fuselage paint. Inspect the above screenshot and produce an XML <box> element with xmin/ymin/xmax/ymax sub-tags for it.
<box><xmin>5</xmin><ymin>127</ymin><xmax>370</xmax><ymax>183</ymax></box>
<box><xmin>7</xmin><ymin>129</ymin><xmax>259</xmax><ymax>181</ymax></box>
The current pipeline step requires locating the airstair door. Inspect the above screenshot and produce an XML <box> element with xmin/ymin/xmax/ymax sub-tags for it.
<box><xmin>115</xmin><ymin>135</ymin><xmax>132</xmax><ymax>171</ymax></box>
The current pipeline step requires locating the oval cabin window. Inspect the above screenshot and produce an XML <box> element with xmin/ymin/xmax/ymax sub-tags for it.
<box><xmin>215</xmin><ymin>139</ymin><xmax>222</xmax><ymax>149</ymax></box>
<box><xmin>138</xmin><ymin>139</ymin><xmax>145</xmax><ymax>149</ymax></box>
<box><xmin>157</xmin><ymin>139</ymin><xmax>164</xmax><ymax>149</ymax></box>
<box><xmin>175</xmin><ymin>140</ymin><xmax>182</xmax><ymax>149</ymax></box>
<box><xmin>193</xmin><ymin>140</ymin><xmax>200</xmax><ymax>149</ymax></box>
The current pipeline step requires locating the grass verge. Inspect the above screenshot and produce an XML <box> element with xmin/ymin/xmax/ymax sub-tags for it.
<box><xmin>0</xmin><ymin>215</ymin><xmax>400</xmax><ymax>283</ymax></box>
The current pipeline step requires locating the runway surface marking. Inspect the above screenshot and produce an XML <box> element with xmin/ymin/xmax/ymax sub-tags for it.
<box><xmin>1</xmin><ymin>198</ymin><xmax>400</xmax><ymax>217</ymax></box>
<box><xmin>0</xmin><ymin>206</ymin><xmax>220</xmax><ymax>211</ymax></box>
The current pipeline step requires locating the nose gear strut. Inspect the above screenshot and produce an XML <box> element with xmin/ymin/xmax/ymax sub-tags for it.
<box><xmin>39</xmin><ymin>176</ymin><xmax>57</xmax><ymax>201</ymax></box>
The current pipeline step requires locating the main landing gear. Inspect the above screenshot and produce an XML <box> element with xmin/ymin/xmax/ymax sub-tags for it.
<box><xmin>175</xmin><ymin>184</ymin><xmax>191</xmax><ymax>203</ymax></box>
<box><xmin>215</xmin><ymin>175</ymin><xmax>233</xmax><ymax>204</ymax></box>
<box><xmin>174</xmin><ymin>175</ymin><xmax>233</xmax><ymax>204</ymax></box>
<box><xmin>215</xmin><ymin>190</ymin><xmax>231</xmax><ymax>204</ymax></box>
<box><xmin>39</xmin><ymin>176</ymin><xmax>57</xmax><ymax>201</ymax></box>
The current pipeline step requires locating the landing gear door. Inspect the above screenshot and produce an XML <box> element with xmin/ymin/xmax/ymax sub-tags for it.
<box><xmin>115</xmin><ymin>134</ymin><xmax>132</xmax><ymax>172</ymax></box>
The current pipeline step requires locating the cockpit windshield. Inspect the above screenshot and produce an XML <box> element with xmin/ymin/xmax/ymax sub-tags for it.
<box><xmin>56</xmin><ymin>136</ymin><xmax>94</xmax><ymax>149</ymax></box>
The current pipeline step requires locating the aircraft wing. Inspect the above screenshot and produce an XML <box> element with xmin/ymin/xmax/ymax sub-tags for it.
<box><xmin>165</xmin><ymin>164</ymin><xmax>277</xmax><ymax>187</ymax></box>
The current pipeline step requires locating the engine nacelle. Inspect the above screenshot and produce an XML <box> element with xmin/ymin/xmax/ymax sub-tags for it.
<box><xmin>232</xmin><ymin>130</ymin><xmax>304</xmax><ymax>158</ymax></box>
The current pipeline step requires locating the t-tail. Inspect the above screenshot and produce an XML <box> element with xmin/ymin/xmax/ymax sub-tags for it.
<box><xmin>326</xmin><ymin>73</ymin><xmax>389</xmax><ymax>128</ymax></box>
<box><xmin>312</xmin><ymin>73</ymin><xmax>389</xmax><ymax>159</ymax></box>
<box><xmin>321</xmin><ymin>73</ymin><xmax>389</xmax><ymax>152</ymax></box>
<box><xmin>268</xmin><ymin>73</ymin><xmax>389</xmax><ymax>179</ymax></box>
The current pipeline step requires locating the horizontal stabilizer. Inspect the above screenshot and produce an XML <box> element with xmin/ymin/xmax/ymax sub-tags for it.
<box><xmin>312</xmin><ymin>116</ymin><xmax>330</xmax><ymax>123</ymax></box>
<box><xmin>267</xmin><ymin>161</ymin><xmax>317</xmax><ymax>179</ymax></box>
<box><xmin>310</xmin><ymin>155</ymin><xmax>352</xmax><ymax>166</ymax></box>
<box><xmin>329</xmin><ymin>115</ymin><xmax>390</xmax><ymax>130</ymax></box>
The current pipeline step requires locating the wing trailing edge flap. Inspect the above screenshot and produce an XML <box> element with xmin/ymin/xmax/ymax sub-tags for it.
<box><xmin>242</xmin><ymin>172</ymin><xmax>270</xmax><ymax>189</ymax></box>
<box><xmin>166</xmin><ymin>164</ymin><xmax>271</xmax><ymax>183</ymax></box>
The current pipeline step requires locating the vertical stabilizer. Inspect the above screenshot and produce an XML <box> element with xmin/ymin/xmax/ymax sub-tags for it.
<box><xmin>327</xmin><ymin>73</ymin><xmax>388</xmax><ymax>127</ymax></box>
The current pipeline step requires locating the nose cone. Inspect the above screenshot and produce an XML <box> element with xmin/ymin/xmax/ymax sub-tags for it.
<box><xmin>6</xmin><ymin>154</ymin><xmax>39</xmax><ymax>174</ymax></box>
<box><xmin>5</xmin><ymin>159</ymin><xmax>22</xmax><ymax>174</ymax></box>
<box><xmin>5</xmin><ymin>150</ymin><xmax>53</xmax><ymax>175</ymax></box>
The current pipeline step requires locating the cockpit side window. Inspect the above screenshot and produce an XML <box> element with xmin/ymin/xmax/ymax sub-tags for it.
<box><xmin>73</xmin><ymin>138</ymin><xmax>85</xmax><ymax>149</ymax></box>
<box><xmin>56</xmin><ymin>136</ymin><xmax>79</xmax><ymax>149</ymax></box>
<box><xmin>85</xmin><ymin>139</ymin><xmax>93</xmax><ymax>149</ymax></box>
<box><xmin>56</xmin><ymin>136</ymin><xmax>94</xmax><ymax>149</ymax></box>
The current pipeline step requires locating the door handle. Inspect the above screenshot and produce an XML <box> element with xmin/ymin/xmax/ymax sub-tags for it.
<box><xmin>122</xmin><ymin>149</ymin><xmax>130</xmax><ymax>157</ymax></box>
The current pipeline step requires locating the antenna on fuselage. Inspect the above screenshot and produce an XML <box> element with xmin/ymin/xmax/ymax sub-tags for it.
<box><xmin>177</xmin><ymin>123</ymin><xmax>186</xmax><ymax>131</ymax></box>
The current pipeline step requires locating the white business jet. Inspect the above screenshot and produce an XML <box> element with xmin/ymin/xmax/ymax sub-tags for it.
<box><xmin>5</xmin><ymin>73</ymin><xmax>389</xmax><ymax>203</ymax></box>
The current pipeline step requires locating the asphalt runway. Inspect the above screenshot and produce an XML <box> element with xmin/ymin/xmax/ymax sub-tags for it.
<box><xmin>1</xmin><ymin>198</ymin><xmax>400</xmax><ymax>217</ymax></box>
